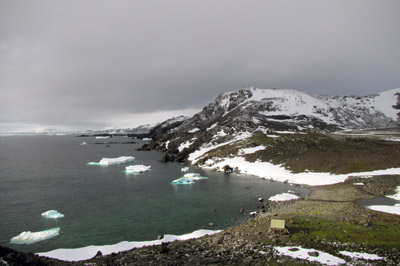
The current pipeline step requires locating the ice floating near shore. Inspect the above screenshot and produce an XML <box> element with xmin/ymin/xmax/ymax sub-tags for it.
<box><xmin>37</xmin><ymin>229</ymin><xmax>220</xmax><ymax>261</ymax></box>
<box><xmin>274</xmin><ymin>246</ymin><xmax>346</xmax><ymax>265</ymax></box>
<box><xmin>268</xmin><ymin>193</ymin><xmax>300</xmax><ymax>202</ymax></box>
<box><xmin>80</xmin><ymin>141</ymin><xmax>87</xmax><ymax>146</ymax></box>
<box><xmin>172</xmin><ymin>177</ymin><xmax>195</xmax><ymax>185</ymax></box>
<box><xmin>41</xmin><ymin>210</ymin><xmax>64</xmax><ymax>219</ymax></box>
<box><xmin>125</xmin><ymin>165</ymin><xmax>151</xmax><ymax>173</ymax></box>
<box><xmin>172</xmin><ymin>173</ymin><xmax>208</xmax><ymax>184</ymax></box>
<box><xmin>95</xmin><ymin>136</ymin><xmax>110</xmax><ymax>139</ymax></box>
<box><xmin>87</xmin><ymin>156</ymin><xmax>135</xmax><ymax>166</ymax></box>
<box><xmin>183</xmin><ymin>173</ymin><xmax>208</xmax><ymax>180</ymax></box>
<box><xmin>181</xmin><ymin>167</ymin><xmax>189</xmax><ymax>172</ymax></box>
<box><xmin>10</xmin><ymin>228</ymin><xmax>60</xmax><ymax>245</ymax></box>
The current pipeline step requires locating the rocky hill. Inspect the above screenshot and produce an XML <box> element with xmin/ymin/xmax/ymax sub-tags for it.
<box><xmin>140</xmin><ymin>87</ymin><xmax>400</xmax><ymax>171</ymax></box>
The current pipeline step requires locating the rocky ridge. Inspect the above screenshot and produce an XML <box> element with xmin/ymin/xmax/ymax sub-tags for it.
<box><xmin>140</xmin><ymin>87</ymin><xmax>400</xmax><ymax>166</ymax></box>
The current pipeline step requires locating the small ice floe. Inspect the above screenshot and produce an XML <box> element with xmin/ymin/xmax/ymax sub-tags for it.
<box><xmin>80</xmin><ymin>141</ymin><xmax>87</xmax><ymax>146</ymax></box>
<box><xmin>125</xmin><ymin>165</ymin><xmax>151</xmax><ymax>173</ymax></box>
<box><xmin>339</xmin><ymin>250</ymin><xmax>384</xmax><ymax>261</ymax></box>
<box><xmin>183</xmin><ymin>173</ymin><xmax>208</xmax><ymax>180</ymax></box>
<box><xmin>142</xmin><ymin>138</ymin><xmax>152</xmax><ymax>141</ymax></box>
<box><xmin>353</xmin><ymin>182</ymin><xmax>365</xmax><ymax>186</ymax></box>
<box><xmin>87</xmin><ymin>156</ymin><xmax>135</xmax><ymax>166</ymax></box>
<box><xmin>172</xmin><ymin>173</ymin><xmax>208</xmax><ymax>185</ymax></box>
<box><xmin>10</xmin><ymin>228</ymin><xmax>60</xmax><ymax>244</ymax></box>
<box><xmin>41</xmin><ymin>210</ymin><xmax>64</xmax><ymax>219</ymax></box>
<box><xmin>274</xmin><ymin>246</ymin><xmax>346</xmax><ymax>266</ymax></box>
<box><xmin>268</xmin><ymin>193</ymin><xmax>300</xmax><ymax>202</ymax></box>
<box><xmin>95</xmin><ymin>136</ymin><xmax>110</xmax><ymax>139</ymax></box>
<box><xmin>172</xmin><ymin>177</ymin><xmax>195</xmax><ymax>185</ymax></box>
<box><xmin>181</xmin><ymin>167</ymin><xmax>189</xmax><ymax>172</ymax></box>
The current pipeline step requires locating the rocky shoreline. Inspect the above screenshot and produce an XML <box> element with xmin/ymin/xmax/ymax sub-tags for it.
<box><xmin>1</xmin><ymin>174</ymin><xmax>400</xmax><ymax>265</ymax></box>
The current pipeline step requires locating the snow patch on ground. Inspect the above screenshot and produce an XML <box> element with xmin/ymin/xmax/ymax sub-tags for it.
<box><xmin>268</xmin><ymin>193</ymin><xmax>300</xmax><ymax>202</ymax></box>
<box><xmin>387</xmin><ymin>186</ymin><xmax>400</xmax><ymax>200</ymax></box>
<box><xmin>239</xmin><ymin>146</ymin><xmax>266</xmax><ymax>155</ymax></box>
<box><xmin>339</xmin><ymin>250</ymin><xmax>384</xmax><ymax>261</ymax></box>
<box><xmin>10</xmin><ymin>228</ymin><xmax>60</xmax><ymax>245</ymax></box>
<box><xmin>200</xmin><ymin>156</ymin><xmax>400</xmax><ymax>186</ymax></box>
<box><xmin>274</xmin><ymin>246</ymin><xmax>346</xmax><ymax>265</ymax></box>
<box><xmin>366</xmin><ymin>204</ymin><xmax>400</xmax><ymax>215</ymax></box>
<box><xmin>178</xmin><ymin>139</ymin><xmax>196</xmax><ymax>152</ymax></box>
<box><xmin>87</xmin><ymin>156</ymin><xmax>135</xmax><ymax>166</ymax></box>
<box><xmin>37</xmin><ymin>230</ymin><xmax>221</xmax><ymax>261</ymax></box>
<box><xmin>188</xmin><ymin>128</ymin><xmax>200</xmax><ymax>133</ymax></box>
<box><xmin>206</xmin><ymin>123</ymin><xmax>218</xmax><ymax>131</ymax></box>
<box><xmin>188</xmin><ymin>132</ymin><xmax>252</xmax><ymax>164</ymax></box>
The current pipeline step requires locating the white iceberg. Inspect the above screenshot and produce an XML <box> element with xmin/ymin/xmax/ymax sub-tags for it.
<box><xmin>41</xmin><ymin>210</ymin><xmax>64</xmax><ymax>219</ymax></box>
<box><xmin>268</xmin><ymin>193</ymin><xmax>300</xmax><ymax>202</ymax></box>
<box><xmin>142</xmin><ymin>138</ymin><xmax>152</xmax><ymax>141</ymax></box>
<box><xmin>181</xmin><ymin>167</ymin><xmax>189</xmax><ymax>172</ymax></box>
<box><xmin>80</xmin><ymin>141</ymin><xmax>87</xmax><ymax>146</ymax></box>
<box><xmin>10</xmin><ymin>228</ymin><xmax>60</xmax><ymax>244</ymax></box>
<box><xmin>183</xmin><ymin>173</ymin><xmax>208</xmax><ymax>180</ymax></box>
<box><xmin>172</xmin><ymin>177</ymin><xmax>195</xmax><ymax>185</ymax></box>
<box><xmin>172</xmin><ymin>173</ymin><xmax>208</xmax><ymax>185</ymax></box>
<box><xmin>87</xmin><ymin>156</ymin><xmax>135</xmax><ymax>166</ymax></box>
<box><xmin>95</xmin><ymin>136</ymin><xmax>110</xmax><ymax>139</ymax></box>
<box><xmin>125</xmin><ymin>165</ymin><xmax>151</xmax><ymax>173</ymax></box>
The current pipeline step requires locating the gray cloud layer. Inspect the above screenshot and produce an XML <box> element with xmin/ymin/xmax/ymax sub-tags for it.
<box><xmin>1</xmin><ymin>0</ymin><xmax>400</xmax><ymax>131</ymax></box>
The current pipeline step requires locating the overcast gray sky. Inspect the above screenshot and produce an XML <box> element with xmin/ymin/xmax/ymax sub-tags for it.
<box><xmin>1</xmin><ymin>0</ymin><xmax>399</xmax><ymax>132</ymax></box>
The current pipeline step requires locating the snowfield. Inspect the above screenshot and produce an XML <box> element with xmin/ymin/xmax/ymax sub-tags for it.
<box><xmin>37</xmin><ymin>230</ymin><xmax>221</xmax><ymax>261</ymax></box>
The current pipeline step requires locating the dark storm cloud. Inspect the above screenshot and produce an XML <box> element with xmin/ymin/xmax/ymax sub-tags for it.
<box><xmin>1</xmin><ymin>0</ymin><xmax>400</xmax><ymax>131</ymax></box>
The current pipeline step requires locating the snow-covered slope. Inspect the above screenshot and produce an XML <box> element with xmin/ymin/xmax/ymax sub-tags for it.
<box><xmin>140</xmin><ymin>87</ymin><xmax>400</xmax><ymax>164</ymax></box>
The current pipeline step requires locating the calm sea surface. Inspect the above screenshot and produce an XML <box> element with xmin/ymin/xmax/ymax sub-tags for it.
<box><xmin>0</xmin><ymin>135</ymin><xmax>308</xmax><ymax>253</ymax></box>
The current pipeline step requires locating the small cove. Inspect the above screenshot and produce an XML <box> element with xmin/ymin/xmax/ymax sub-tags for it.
<box><xmin>0</xmin><ymin>135</ymin><xmax>308</xmax><ymax>254</ymax></box>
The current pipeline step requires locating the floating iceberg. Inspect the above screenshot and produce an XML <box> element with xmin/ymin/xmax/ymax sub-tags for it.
<box><xmin>10</xmin><ymin>228</ymin><xmax>60</xmax><ymax>244</ymax></box>
<box><xmin>42</xmin><ymin>210</ymin><xmax>64</xmax><ymax>219</ymax></box>
<box><xmin>80</xmin><ymin>141</ymin><xmax>87</xmax><ymax>146</ymax></box>
<box><xmin>181</xmin><ymin>167</ymin><xmax>189</xmax><ymax>172</ymax></box>
<box><xmin>87</xmin><ymin>156</ymin><xmax>135</xmax><ymax>166</ymax></box>
<box><xmin>183</xmin><ymin>173</ymin><xmax>208</xmax><ymax>180</ymax></box>
<box><xmin>95</xmin><ymin>136</ymin><xmax>110</xmax><ymax>139</ymax></box>
<box><xmin>172</xmin><ymin>173</ymin><xmax>208</xmax><ymax>185</ymax></box>
<box><xmin>125</xmin><ymin>165</ymin><xmax>151</xmax><ymax>173</ymax></box>
<box><xmin>172</xmin><ymin>177</ymin><xmax>195</xmax><ymax>185</ymax></box>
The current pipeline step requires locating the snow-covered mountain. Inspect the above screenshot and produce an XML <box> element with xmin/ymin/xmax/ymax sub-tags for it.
<box><xmin>95</xmin><ymin>124</ymin><xmax>155</xmax><ymax>135</ymax></box>
<box><xmin>140</xmin><ymin>87</ymin><xmax>400</xmax><ymax>163</ymax></box>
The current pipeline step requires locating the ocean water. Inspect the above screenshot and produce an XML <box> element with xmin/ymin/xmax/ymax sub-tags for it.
<box><xmin>0</xmin><ymin>135</ymin><xmax>308</xmax><ymax>254</ymax></box>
